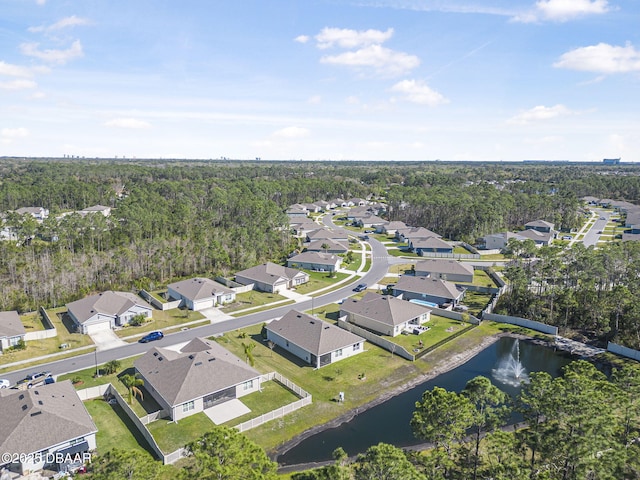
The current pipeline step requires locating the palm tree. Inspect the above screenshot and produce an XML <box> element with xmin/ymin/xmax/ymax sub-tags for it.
<box><xmin>242</xmin><ymin>342</ymin><xmax>256</xmax><ymax>367</ymax></box>
<box><xmin>103</xmin><ymin>359</ymin><xmax>121</xmax><ymax>375</ymax></box>
<box><xmin>121</xmin><ymin>374</ymin><xmax>144</xmax><ymax>404</ymax></box>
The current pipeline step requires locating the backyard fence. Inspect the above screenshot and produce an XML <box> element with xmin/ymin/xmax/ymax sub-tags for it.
<box><xmin>483</xmin><ymin>313</ymin><xmax>558</xmax><ymax>335</ymax></box>
<box><xmin>337</xmin><ymin>318</ymin><xmax>415</xmax><ymax>361</ymax></box>
<box><xmin>139</xmin><ymin>289</ymin><xmax>182</xmax><ymax>311</ymax></box>
<box><xmin>607</xmin><ymin>342</ymin><xmax>640</xmax><ymax>361</ymax></box>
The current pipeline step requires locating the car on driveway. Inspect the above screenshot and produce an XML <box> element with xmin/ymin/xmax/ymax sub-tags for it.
<box><xmin>139</xmin><ymin>331</ymin><xmax>164</xmax><ymax>343</ymax></box>
<box><xmin>353</xmin><ymin>283</ymin><xmax>367</xmax><ymax>292</ymax></box>
<box><xmin>0</xmin><ymin>379</ymin><xmax>10</xmax><ymax>388</ymax></box>
<box><xmin>17</xmin><ymin>371</ymin><xmax>52</xmax><ymax>389</ymax></box>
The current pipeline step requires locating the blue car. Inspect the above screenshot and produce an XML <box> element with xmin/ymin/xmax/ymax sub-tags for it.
<box><xmin>139</xmin><ymin>331</ymin><xmax>164</xmax><ymax>343</ymax></box>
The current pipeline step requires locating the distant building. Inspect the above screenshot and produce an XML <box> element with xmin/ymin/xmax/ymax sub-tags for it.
<box><xmin>603</xmin><ymin>158</ymin><xmax>621</xmax><ymax>165</ymax></box>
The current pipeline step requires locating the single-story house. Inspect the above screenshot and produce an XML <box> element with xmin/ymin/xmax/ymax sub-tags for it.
<box><xmin>581</xmin><ymin>196</ymin><xmax>600</xmax><ymax>205</ymax></box>
<box><xmin>289</xmin><ymin>216</ymin><xmax>318</xmax><ymax>236</ymax></box>
<box><xmin>286</xmin><ymin>206</ymin><xmax>308</xmax><ymax>218</ymax></box>
<box><xmin>353</xmin><ymin>214</ymin><xmax>386</xmax><ymax>229</ymax></box>
<box><xmin>67</xmin><ymin>291</ymin><xmax>153</xmax><ymax>335</ymax></box>
<box><xmin>0</xmin><ymin>380</ymin><xmax>97</xmax><ymax>475</ymax></box>
<box><xmin>135</xmin><ymin>337</ymin><xmax>262</xmax><ymax>421</ymax></box>
<box><xmin>376</xmin><ymin>221</ymin><xmax>407</xmax><ymax>235</ymax></box>
<box><xmin>524</xmin><ymin>220</ymin><xmax>554</xmax><ymax>233</ymax></box>
<box><xmin>306</xmin><ymin>228</ymin><xmax>349</xmax><ymax>243</ymax></box>
<box><xmin>408</xmin><ymin>236</ymin><xmax>453</xmax><ymax>255</ymax></box>
<box><xmin>265</xmin><ymin>310</ymin><xmax>365</xmax><ymax>368</ymax></box>
<box><xmin>331</xmin><ymin>198</ymin><xmax>348</xmax><ymax>208</ymax></box>
<box><xmin>396</xmin><ymin>227</ymin><xmax>442</xmax><ymax>243</ymax></box>
<box><xmin>348</xmin><ymin>198</ymin><xmax>367</xmax><ymax>206</ymax></box>
<box><xmin>393</xmin><ymin>276</ymin><xmax>465</xmax><ymax>307</ymax></box>
<box><xmin>287</xmin><ymin>251</ymin><xmax>342</xmax><ymax>272</ymax></box>
<box><xmin>481</xmin><ymin>232</ymin><xmax>521</xmax><ymax>250</ymax></box>
<box><xmin>167</xmin><ymin>277</ymin><xmax>236</xmax><ymax>311</ymax></box>
<box><xmin>515</xmin><ymin>228</ymin><xmax>555</xmax><ymax>246</ymax></box>
<box><xmin>414</xmin><ymin>259</ymin><xmax>474</xmax><ymax>283</ymax></box>
<box><xmin>305</xmin><ymin>238</ymin><xmax>349</xmax><ymax>254</ymax></box>
<box><xmin>625</xmin><ymin>209</ymin><xmax>640</xmax><ymax>233</ymax></box>
<box><xmin>235</xmin><ymin>262</ymin><xmax>309</xmax><ymax>293</ymax></box>
<box><xmin>15</xmin><ymin>207</ymin><xmax>49</xmax><ymax>221</ymax></box>
<box><xmin>0</xmin><ymin>311</ymin><xmax>26</xmax><ymax>353</ymax></box>
<box><xmin>339</xmin><ymin>293</ymin><xmax>431</xmax><ymax>337</ymax></box>
<box><xmin>79</xmin><ymin>205</ymin><xmax>111</xmax><ymax>217</ymax></box>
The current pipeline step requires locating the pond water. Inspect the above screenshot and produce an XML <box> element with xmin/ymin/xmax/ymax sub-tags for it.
<box><xmin>278</xmin><ymin>336</ymin><xmax>574</xmax><ymax>465</ymax></box>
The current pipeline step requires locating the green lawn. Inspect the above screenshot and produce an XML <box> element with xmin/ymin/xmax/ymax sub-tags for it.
<box><xmin>220</xmin><ymin>291</ymin><xmax>289</xmax><ymax>313</ymax></box>
<box><xmin>116</xmin><ymin>308</ymin><xmax>205</xmax><ymax>338</ymax></box>
<box><xmin>229</xmin><ymin>380</ymin><xmax>301</xmax><ymax>427</ymax></box>
<box><xmin>341</xmin><ymin>252</ymin><xmax>363</xmax><ymax>271</ymax></box>
<box><xmin>0</xmin><ymin>306</ymin><xmax>94</xmax><ymax>367</ymax></box>
<box><xmin>147</xmin><ymin>412</ymin><xmax>216</xmax><ymax>453</ymax></box>
<box><xmin>462</xmin><ymin>291</ymin><xmax>493</xmax><ymax>316</ymax></box>
<box><xmin>383</xmin><ymin>315</ymin><xmax>468</xmax><ymax>352</ymax></box>
<box><xmin>478</xmin><ymin>253</ymin><xmax>506</xmax><ymax>261</ymax></box>
<box><xmin>20</xmin><ymin>311</ymin><xmax>46</xmax><ymax>331</ymax></box>
<box><xmin>84</xmin><ymin>398</ymin><xmax>156</xmax><ymax>458</ymax></box>
<box><xmin>294</xmin><ymin>271</ymin><xmax>350</xmax><ymax>295</ymax></box>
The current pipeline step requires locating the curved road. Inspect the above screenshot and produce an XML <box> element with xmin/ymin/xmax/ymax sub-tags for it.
<box><xmin>3</xmin><ymin>220</ymin><xmax>391</xmax><ymax>385</ymax></box>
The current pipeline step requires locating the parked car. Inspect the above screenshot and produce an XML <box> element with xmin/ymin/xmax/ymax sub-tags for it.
<box><xmin>562</xmin><ymin>235</ymin><xmax>572</xmax><ymax>240</ymax></box>
<box><xmin>139</xmin><ymin>331</ymin><xmax>164</xmax><ymax>343</ymax></box>
<box><xmin>353</xmin><ymin>283</ymin><xmax>367</xmax><ymax>292</ymax></box>
<box><xmin>0</xmin><ymin>378</ymin><xmax>10</xmax><ymax>388</ymax></box>
<box><xmin>17</xmin><ymin>371</ymin><xmax>52</xmax><ymax>389</ymax></box>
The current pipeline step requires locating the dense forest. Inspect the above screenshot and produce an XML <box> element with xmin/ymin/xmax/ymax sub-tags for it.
<box><xmin>2</xmin><ymin>158</ymin><xmax>640</xmax><ymax>319</ymax></box>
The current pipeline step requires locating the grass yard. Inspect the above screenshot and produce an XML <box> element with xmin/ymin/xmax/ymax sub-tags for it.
<box><xmin>229</xmin><ymin>380</ymin><xmax>301</xmax><ymax>427</ymax></box>
<box><xmin>20</xmin><ymin>311</ymin><xmax>46</xmax><ymax>331</ymax></box>
<box><xmin>294</xmin><ymin>271</ymin><xmax>350</xmax><ymax>295</ymax></box>
<box><xmin>0</xmin><ymin>307</ymin><xmax>94</xmax><ymax>367</ymax></box>
<box><xmin>387</xmin><ymin>247</ymin><xmax>418</xmax><ymax>258</ymax></box>
<box><xmin>116</xmin><ymin>308</ymin><xmax>205</xmax><ymax>338</ymax></box>
<box><xmin>220</xmin><ymin>291</ymin><xmax>289</xmax><ymax>313</ymax></box>
<box><xmin>462</xmin><ymin>291</ymin><xmax>493</xmax><ymax>316</ymax></box>
<box><xmin>453</xmin><ymin>246</ymin><xmax>472</xmax><ymax>254</ymax></box>
<box><xmin>472</xmin><ymin>269</ymin><xmax>497</xmax><ymax>288</ymax></box>
<box><xmin>84</xmin><ymin>398</ymin><xmax>156</xmax><ymax>458</ymax></box>
<box><xmin>478</xmin><ymin>253</ymin><xmax>506</xmax><ymax>261</ymax></box>
<box><xmin>383</xmin><ymin>315</ymin><xmax>469</xmax><ymax>352</ymax></box>
<box><xmin>341</xmin><ymin>252</ymin><xmax>363</xmax><ymax>272</ymax></box>
<box><xmin>147</xmin><ymin>412</ymin><xmax>216</xmax><ymax>453</ymax></box>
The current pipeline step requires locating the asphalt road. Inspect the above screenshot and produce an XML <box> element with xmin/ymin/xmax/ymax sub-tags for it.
<box><xmin>3</xmin><ymin>222</ymin><xmax>391</xmax><ymax>385</ymax></box>
<box><xmin>582</xmin><ymin>208</ymin><xmax>610</xmax><ymax>247</ymax></box>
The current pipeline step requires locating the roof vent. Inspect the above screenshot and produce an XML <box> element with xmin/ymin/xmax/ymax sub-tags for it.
<box><xmin>188</xmin><ymin>355</ymin><xmax>194</xmax><ymax>360</ymax></box>
<box><xmin>30</xmin><ymin>411</ymin><xmax>42</xmax><ymax>417</ymax></box>
<box><xmin>158</xmin><ymin>357</ymin><xmax>163</xmax><ymax>361</ymax></box>
<box><xmin>195</xmin><ymin>362</ymin><xmax>203</xmax><ymax>366</ymax></box>
<box><xmin>38</xmin><ymin>400</ymin><xmax>43</xmax><ymax>405</ymax></box>
<box><xmin>19</xmin><ymin>394</ymin><xmax>24</xmax><ymax>400</ymax></box>
<box><xmin>310</xmin><ymin>321</ymin><xmax>314</xmax><ymax>324</ymax></box>
<box><xmin>208</xmin><ymin>358</ymin><xmax>216</xmax><ymax>362</ymax></box>
<box><xmin>22</xmin><ymin>404</ymin><xmax>28</xmax><ymax>411</ymax></box>
<box><xmin>153</xmin><ymin>352</ymin><xmax>159</xmax><ymax>357</ymax></box>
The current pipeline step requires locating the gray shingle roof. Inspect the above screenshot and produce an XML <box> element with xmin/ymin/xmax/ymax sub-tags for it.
<box><xmin>340</xmin><ymin>293</ymin><xmax>431</xmax><ymax>327</ymax></box>
<box><xmin>0</xmin><ymin>311</ymin><xmax>26</xmax><ymax>338</ymax></box>
<box><xmin>305</xmin><ymin>239</ymin><xmax>349</xmax><ymax>253</ymax></box>
<box><xmin>410</xmin><ymin>236</ymin><xmax>452</xmax><ymax>250</ymax></box>
<box><xmin>168</xmin><ymin>277</ymin><xmax>234</xmax><ymax>301</ymax></box>
<box><xmin>415</xmin><ymin>259</ymin><xmax>474</xmax><ymax>276</ymax></box>
<box><xmin>135</xmin><ymin>338</ymin><xmax>260</xmax><ymax>407</ymax></box>
<box><xmin>267</xmin><ymin>310</ymin><xmax>364</xmax><ymax>356</ymax></box>
<box><xmin>0</xmin><ymin>380</ymin><xmax>97</xmax><ymax>456</ymax></box>
<box><xmin>66</xmin><ymin>291</ymin><xmax>152</xmax><ymax>325</ymax></box>
<box><xmin>288</xmin><ymin>251</ymin><xmax>340</xmax><ymax>266</ymax></box>
<box><xmin>394</xmin><ymin>276</ymin><xmax>464</xmax><ymax>300</ymax></box>
<box><xmin>235</xmin><ymin>262</ymin><xmax>306</xmax><ymax>286</ymax></box>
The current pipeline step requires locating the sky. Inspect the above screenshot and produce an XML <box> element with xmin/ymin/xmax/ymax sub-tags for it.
<box><xmin>0</xmin><ymin>0</ymin><xmax>639</xmax><ymax>162</ymax></box>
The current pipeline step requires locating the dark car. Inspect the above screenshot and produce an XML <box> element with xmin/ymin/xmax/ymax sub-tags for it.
<box><xmin>353</xmin><ymin>283</ymin><xmax>367</xmax><ymax>292</ymax></box>
<box><xmin>139</xmin><ymin>331</ymin><xmax>164</xmax><ymax>343</ymax></box>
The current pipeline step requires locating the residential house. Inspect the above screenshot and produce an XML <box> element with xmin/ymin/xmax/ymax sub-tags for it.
<box><xmin>79</xmin><ymin>205</ymin><xmax>111</xmax><ymax>217</ymax></box>
<box><xmin>301</xmin><ymin>203</ymin><xmax>321</xmax><ymax>213</ymax></box>
<box><xmin>67</xmin><ymin>291</ymin><xmax>153</xmax><ymax>335</ymax></box>
<box><xmin>15</xmin><ymin>207</ymin><xmax>49</xmax><ymax>221</ymax></box>
<box><xmin>306</xmin><ymin>228</ymin><xmax>348</xmax><ymax>244</ymax></box>
<box><xmin>515</xmin><ymin>228</ymin><xmax>555</xmax><ymax>246</ymax></box>
<box><xmin>524</xmin><ymin>220</ymin><xmax>554</xmax><ymax>233</ymax></box>
<box><xmin>408</xmin><ymin>236</ymin><xmax>453</xmax><ymax>255</ymax></box>
<box><xmin>287</xmin><ymin>251</ymin><xmax>342</xmax><ymax>272</ymax></box>
<box><xmin>581</xmin><ymin>196</ymin><xmax>600</xmax><ymax>205</ymax></box>
<box><xmin>286</xmin><ymin>207</ymin><xmax>308</xmax><ymax>218</ymax></box>
<box><xmin>353</xmin><ymin>214</ymin><xmax>386</xmax><ymax>229</ymax></box>
<box><xmin>265</xmin><ymin>310</ymin><xmax>365</xmax><ymax>368</ymax></box>
<box><xmin>0</xmin><ymin>311</ymin><xmax>26</xmax><ymax>353</ymax></box>
<box><xmin>396</xmin><ymin>226</ymin><xmax>441</xmax><ymax>243</ymax></box>
<box><xmin>348</xmin><ymin>197</ymin><xmax>367</xmax><ymax>206</ymax></box>
<box><xmin>289</xmin><ymin>216</ymin><xmax>318</xmax><ymax>236</ymax></box>
<box><xmin>481</xmin><ymin>232</ymin><xmax>521</xmax><ymax>250</ymax></box>
<box><xmin>393</xmin><ymin>276</ymin><xmax>465</xmax><ymax>307</ymax></box>
<box><xmin>135</xmin><ymin>337</ymin><xmax>261</xmax><ymax>421</ymax></box>
<box><xmin>625</xmin><ymin>208</ymin><xmax>640</xmax><ymax>233</ymax></box>
<box><xmin>305</xmin><ymin>238</ymin><xmax>349</xmax><ymax>254</ymax></box>
<box><xmin>339</xmin><ymin>293</ymin><xmax>431</xmax><ymax>337</ymax></box>
<box><xmin>0</xmin><ymin>380</ymin><xmax>97</xmax><ymax>475</ymax></box>
<box><xmin>235</xmin><ymin>262</ymin><xmax>309</xmax><ymax>293</ymax></box>
<box><xmin>167</xmin><ymin>277</ymin><xmax>236</xmax><ymax>311</ymax></box>
<box><xmin>331</xmin><ymin>198</ymin><xmax>348</xmax><ymax>208</ymax></box>
<box><xmin>376</xmin><ymin>220</ymin><xmax>407</xmax><ymax>235</ymax></box>
<box><xmin>414</xmin><ymin>259</ymin><xmax>474</xmax><ymax>283</ymax></box>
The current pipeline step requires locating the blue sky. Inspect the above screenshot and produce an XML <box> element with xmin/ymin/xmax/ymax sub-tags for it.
<box><xmin>1</xmin><ymin>0</ymin><xmax>639</xmax><ymax>161</ymax></box>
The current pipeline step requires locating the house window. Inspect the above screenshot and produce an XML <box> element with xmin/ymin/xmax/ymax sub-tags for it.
<box><xmin>335</xmin><ymin>349</ymin><xmax>343</xmax><ymax>357</ymax></box>
<box><xmin>286</xmin><ymin>341</ymin><xmax>289</xmax><ymax>347</ymax></box>
<box><xmin>353</xmin><ymin>343</ymin><xmax>360</xmax><ymax>351</ymax></box>
<box><xmin>182</xmin><ymin>401</ymin><xmax>195</xmax><ymax>412</ymax></box>
<box><xmin>243</xmin><ymin>380</ymin><xmax>254</xmax><ymax>391</ymax></box>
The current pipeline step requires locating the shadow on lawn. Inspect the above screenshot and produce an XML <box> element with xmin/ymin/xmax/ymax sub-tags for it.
<box><xmin>108</xmin><ymin>401</ymin><xmax>159</xmax><ymax>458</ymax></box>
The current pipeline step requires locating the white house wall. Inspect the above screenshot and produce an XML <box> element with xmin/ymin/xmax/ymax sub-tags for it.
<box><xmin>266</xmin><ymin>330</ymin><xmax>313</xmax><ymax>365</ymax></box>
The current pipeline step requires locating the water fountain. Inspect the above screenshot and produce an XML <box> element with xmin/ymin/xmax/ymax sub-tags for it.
<box><xmin>491</xmin><ymin>338</ymin><xmax>529</xmax><ymax>387</ymax></box>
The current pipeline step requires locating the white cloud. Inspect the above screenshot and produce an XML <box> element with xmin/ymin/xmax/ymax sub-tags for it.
<box><xmin>273</xmin><ymin>126</ymin><xmax>310</xmax><ymax>138</ymax></box>
<box><xmin>0</xmin><ymin>79</ymin><xmax>37</xmax><ymax>90</ymax></box>
<box><xmin>307</xmin><ymin>95</ymin><xmax>322</xmax><ymax>104</ymax></box>
<box><xmin>0</xmin><ymin>61</ymin><xmax>34</xmax><ymax>78</ymax></box>
<box><xmin>20</xmin><ymin>39</ymin><xmax>83</xmax><ymax>65</ymax></box>
<box><xmin>294</xmin><ymin>35</ymin><xmax>310</xmax><ymax>44</ymax></box>
<box><xmin>29</xmin><ymin>15</ymin><xmax>90</xmax><ymax>33</ymax></box>
<box><xmin>321</xmin><ymin>44</ymin><xmax>419</xmax><ymax>76</ymax></box>
<box><xmin>515</xmin><ymin>0</ymin><xmax>610</xmax><ymax>22</ymax></box>
<box><xmin>315</xmin><ymin>27</ymin><xmax>394</xmax><ymax>50</ymax></box>
<box><xmin>390</xmin><ymin>79</ymin><xmax>448</xmax><ymax>106</ymax></box>
<box><xmin>554</xmin><ymin>42</ymin><xmax>640</xmax><ymax>73</ymax></box>
<box><xmin>36</xmin><ymin>0</ymin><xmax>46</xmax><ymax>4</ymax></box>
<box><xmin>104</xmin><ymin>118</ymin><xmax>151</xmax><ymax>129</ymax></box>
<box><xmin>346</xmin><ymin>96</ymin><xmax>360</xmax><ymax>104</ymax></box>
<box><xmin>508</xmin><ymin>104</ymin><xmax>573</xmax><ymax>124</ymax></box>
<box><xmin>1</xmin><ymin>128</ymin><xmax>29</xmax><ymax>143</ymax></box>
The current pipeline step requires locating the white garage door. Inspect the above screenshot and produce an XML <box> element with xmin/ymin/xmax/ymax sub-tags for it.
<box><xmin>85</xmin><ymin>321</ymin><xmax>112</xmax><ymax>335</ymax></box>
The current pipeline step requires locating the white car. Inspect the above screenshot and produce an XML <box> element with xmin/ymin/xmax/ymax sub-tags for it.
<box><xmin>0</xmin><ymin>379</ymin><xmax>10</xmax><ymax>388</ymax></box>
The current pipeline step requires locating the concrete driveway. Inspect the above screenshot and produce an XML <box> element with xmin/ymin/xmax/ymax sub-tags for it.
<box><xmin>89</xmin><ymin>329</ymin><xmax>127</xmax><ymax>351</ymax></box>
<box><xmin>199</xmin><ymin>307</ymin><xmax>234</xmax><ymax>323</ymax></box>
